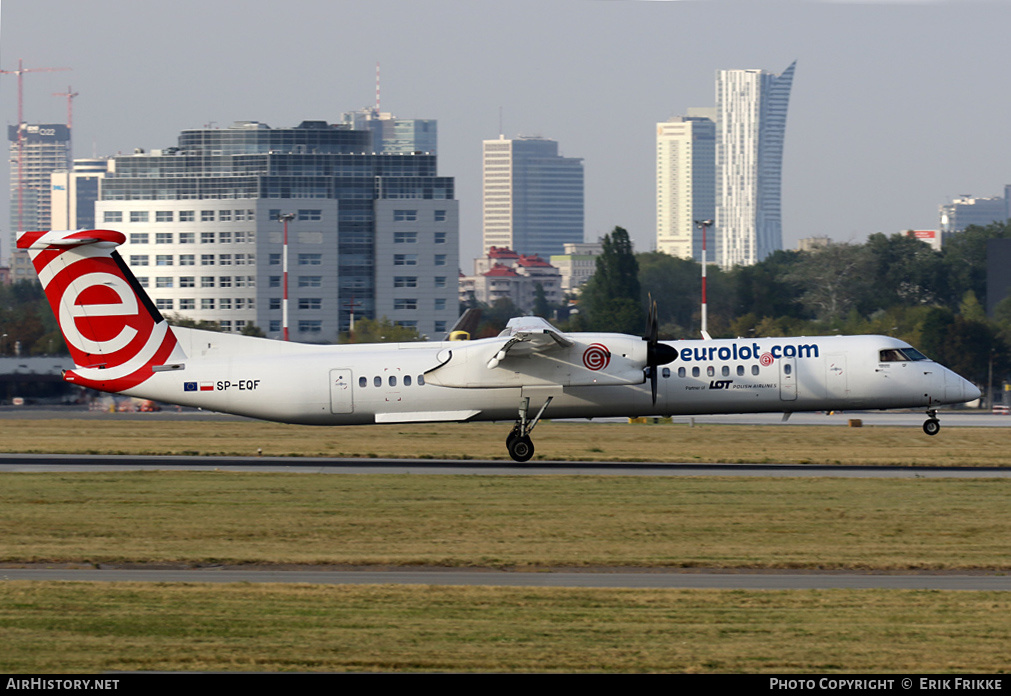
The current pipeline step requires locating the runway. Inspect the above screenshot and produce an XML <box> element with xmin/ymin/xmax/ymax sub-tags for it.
<box><xmin>3</xmin><ymin>452</ymin><xmax>1011</xmax><ymax>478</ymax></box>
<box><xmin>2</xmin><ymin>566</ymin><xmax>1008</xmax><ymax>591</ymax></box>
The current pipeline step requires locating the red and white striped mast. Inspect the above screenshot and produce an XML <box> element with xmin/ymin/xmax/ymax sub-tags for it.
<box><xmin>277</xmin><ymin>213</ymin><xmax>295</xmax><ymax>341</ymax></box>
<box><xmin>695</xmin><ymin>219</ymin><xmax>713</xmax><ymax>338</ymax></box>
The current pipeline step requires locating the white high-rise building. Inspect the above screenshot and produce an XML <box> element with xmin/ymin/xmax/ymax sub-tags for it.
<box><xmin>716</xmin><ymin>62</ymin><xmax>796</xmax><ymax>268</ymax></box>
<box><xmin>482</xmin><ymin>136</ymin><xmax>584</xmax><ymax>259</ymax></box>
<box><xmin>656</xmin><ymin>113</ymin><xmax>715</xmax><ymax>261</ymax></box>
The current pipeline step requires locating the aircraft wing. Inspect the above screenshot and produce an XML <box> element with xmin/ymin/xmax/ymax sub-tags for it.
<box><xmin>426</xmin><ymin>316</ymin><xmax>647</xmax><ymax>389</ymax></box>
<box><xmin>486</xmin><ymin>316</ymin><xmax>574</xmax><ymax>368</ymax></box>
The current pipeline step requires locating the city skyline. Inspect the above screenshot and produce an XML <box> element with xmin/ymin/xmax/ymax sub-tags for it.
<box><xmin>3</xmin><ymin>1</ymin><xmax>1011</xmax><ymax>268</ymax></box>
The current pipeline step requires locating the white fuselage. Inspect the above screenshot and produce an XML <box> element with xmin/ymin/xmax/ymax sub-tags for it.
<box><xmin>118</xmin><ymin>330</ymin><xmax>976</xmax><ymax>426</ymax></box>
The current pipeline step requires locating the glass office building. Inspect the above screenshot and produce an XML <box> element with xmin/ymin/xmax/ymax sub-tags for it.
<box><xmin>96</xmin><ymin>120</ymin><xmax>458</xmax><ymax>341</ymax></box>
<box><xmin>716</xmin><ymin>62</ymin><xmax>796</xmax><ymax>268</ymax></box>
<box><xmin>7</xmin><ymin>123</ymin><xmax>72</xmax><ymax>280</ymax></box>
<box><xmin>482</xmin><ymin>136</ymin><xmax>584</xmax><ymax>259</ymax></box>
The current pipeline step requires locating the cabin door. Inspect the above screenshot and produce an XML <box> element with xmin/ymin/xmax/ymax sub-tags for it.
<box><xmin>779</xmin><ymin>357</ymin><xmax>798</xmax><ymax>401</ymax></box>
<box><xmin>329</xmin><ymin>369</ymin><xmax>354</xmax><ymax>414</ymax></box>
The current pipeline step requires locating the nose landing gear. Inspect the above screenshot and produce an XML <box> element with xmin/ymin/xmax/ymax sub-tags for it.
<box><xmin>923</xmin><ymin>408</ymin><xmax>940</xmax><ymax>436</ymax></box>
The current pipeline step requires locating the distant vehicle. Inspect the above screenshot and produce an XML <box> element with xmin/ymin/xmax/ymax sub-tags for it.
<box><xmin>19</xmin><ymin>229</ymin><xmax>980</xmax><ymax>462</ymax></box>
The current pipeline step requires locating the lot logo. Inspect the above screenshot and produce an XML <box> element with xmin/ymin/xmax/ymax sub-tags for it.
<box><xmin>582</xmin><ymin>343</ymin><xmax>611</xmax><ymax>371</ymax></box>
<box><xmin>709</xmin><ymin>380</ymin><xmax>733</xmax><ymax>390</ymax></box>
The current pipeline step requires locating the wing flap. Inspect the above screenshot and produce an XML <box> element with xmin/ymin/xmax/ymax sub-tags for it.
<box><xmin>375</xmin><ymin>410</ymin><xmax>482</xmax><ymax>424</ymax></box>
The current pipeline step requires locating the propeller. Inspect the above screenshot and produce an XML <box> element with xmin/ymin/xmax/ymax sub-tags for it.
<box><xmin>643</xmin><ymin>294</ymin><xmax>679</xmax><ymax>404</ymax></box>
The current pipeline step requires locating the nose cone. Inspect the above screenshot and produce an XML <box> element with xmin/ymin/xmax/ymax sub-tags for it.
<box><xmin>945</xmin><ymin>368</ymin><xmax>981</xmax><ymax>404</ymax></box>
<box><xmin>963</xmin><ymin>377</ymin><xmax>982</xmax><ymax>403</ymax></box>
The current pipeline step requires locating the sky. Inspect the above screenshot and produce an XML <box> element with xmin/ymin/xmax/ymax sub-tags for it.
<box><xmin>3</xmin><ymin>0</ymin><xmax>1011</xmax><ymax>266</ymax></box>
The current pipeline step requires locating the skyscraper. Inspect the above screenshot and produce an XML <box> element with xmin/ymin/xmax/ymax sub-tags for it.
<box><xmin>94</xmin><ymin>120</ymin><xmax>458</xmax><ymax>341</ymax></box>
<box><xmin>656</xmin><ymin>112</ymin><xmax>716</xmax><ymax>261</ymax></box>
<box><xmin>716</xmin><ymin>61</ymin><xmax>796</xmax><ymax>268</ymax></box>
<box><xmin>341</xmin><ymin>108</ymin><xmax>437</xmax><ymax>155</ymax></box>
<box><xmin>482</xmin><ymin>136</ymin><xmax>584</xmax><ymax>259</ymax></box>
<box><xmin>7</xmin><ymin>123</ymin><xmax>72</xmax><ymax>281</ymax></box>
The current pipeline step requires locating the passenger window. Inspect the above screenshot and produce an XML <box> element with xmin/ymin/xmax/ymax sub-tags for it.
<box><xmin>722</xmin><ymin>366</ymin><xmax>730</xmax><ymax>377</ymax></box>
<box><xmin>418</xmin><ymin>375</ymin><xmax>425</xmax><ymax>386</ymax></box>
<box><xmin>359</xmin><ymin>376</ymin><xmax>366</xmax><ymax>388</ymax></box>
<box><xmin>737</xmin><ymin>365</ymin><xmax>744</xmax><ymax>376</ymax></box>
<box><xmin>404</xmin><ymin>375</ymin><xmax>412</xmax><ymax>387</ymax></box>
<box><xmin>707</xmin><ymin>365</ymin><xmax>714</xmax><ymax>377</ymax></box>
<box><xmin>389</xmin><ymin>376</ymin><xmax>397</xmax><ymax>387</ymax></box>
<box><xmin>373</xmin><ymin>376</ymin><xmax>381</xmax><ymax>387</ymax></box>
<box><xmin>784</xmin><ymin>364</ymin><xmax>793</xmax><ymax>375</ymax></box>
<box><xmin>678</xmin><ymin>367</ymin><xmax>686</xmax><ymax>378</ymax></box>
<box><xmin>662</xmin><ymin>367</ymin><xmax>670</xmax><ymax>378</ymax></box>
<box><xmin>692</xmin><ymin>367</ymin><xmax>700</xmax><ymax>377</ymax></box>
<box><xmin>752</xmin><ymin>365</ymin><xmax>759</xmax><ymax>376</ymax></box>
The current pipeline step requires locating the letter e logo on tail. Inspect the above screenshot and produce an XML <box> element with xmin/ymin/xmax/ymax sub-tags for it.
<box><xmin>18</xmin><ymin>229</ymin><xmax>183</xmax><ymax>392</ymax></box>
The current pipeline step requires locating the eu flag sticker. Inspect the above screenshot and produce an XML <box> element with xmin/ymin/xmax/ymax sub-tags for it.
<box><xmin>184</xmin><ymin>382</ymin><xmax>197</xmax><ymax>392</ymax></box>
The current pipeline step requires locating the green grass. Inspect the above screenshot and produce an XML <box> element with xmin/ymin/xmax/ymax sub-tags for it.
<box><xmin>2</xmin><ymin>472</ymin><xmax>1009</xmax><ymax>569</ymax></box>
<box><xmin>0</xmin><ymin>418</ymin><xmax>1007</xmax><ymax>465</ymax></box>
<box><xmin>1</xmin><ymin>583</ymin><xmax>1009</xmax><ymax>673</ymax></box>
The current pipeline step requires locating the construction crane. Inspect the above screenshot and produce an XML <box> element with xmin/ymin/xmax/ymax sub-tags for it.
<box><xmin>52</xmin><ymin>85</ymin><xmax>79</xmax><ymax>128</ymax></box>
<box><xmin>52</xmin><ymin>85</ymin><xmax>79</xmax><ymax>162</ymax></box>
<box><xmin>0</xmin><ymin>59</ymin><xmax>71</xmax><ymax>232</ymax></box>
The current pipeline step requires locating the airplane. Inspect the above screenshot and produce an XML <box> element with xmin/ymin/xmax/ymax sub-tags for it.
<box><xmin>18</xmin><ymin>228</ymin><xmax>981</xmax><ymax>463</ymax></box>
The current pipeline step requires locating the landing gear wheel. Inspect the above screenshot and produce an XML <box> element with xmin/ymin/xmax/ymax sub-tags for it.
<box><xmin>923</xmin><ymin>418</ymin><xmax>940</xmax><ymax>436</ymax></box>
<box><xmin>506</xmin><ymin>427</ymin><xmax>521</xmax><ymax>449</ymax></box>
<box><xmin>508</xmin><ymin>435</ymin><xmax>534</xmax><ymax>463</ymax></box>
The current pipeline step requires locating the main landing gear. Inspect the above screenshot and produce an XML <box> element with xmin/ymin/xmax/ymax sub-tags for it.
<box><xmin>506</xmin><ymin>395</ymin><xmax>553</xmax><ymax>463</ymax></box>
<box><xmin>923</xmin><ymin>408</ymin><xmax>940</xmax><ymax>436</ymax></box>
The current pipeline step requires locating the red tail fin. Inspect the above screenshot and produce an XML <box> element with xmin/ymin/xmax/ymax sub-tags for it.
<box><xmin>17</xmin><ymin>229</ymin><xmax>184</xmax><ymax>393</ymax></box>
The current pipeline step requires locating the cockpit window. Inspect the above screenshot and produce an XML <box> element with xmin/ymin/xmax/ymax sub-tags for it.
<box><xmin>880</xmin><ymin>347</ymin><xmax>929</xmax><ymax>362</ymax></box>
